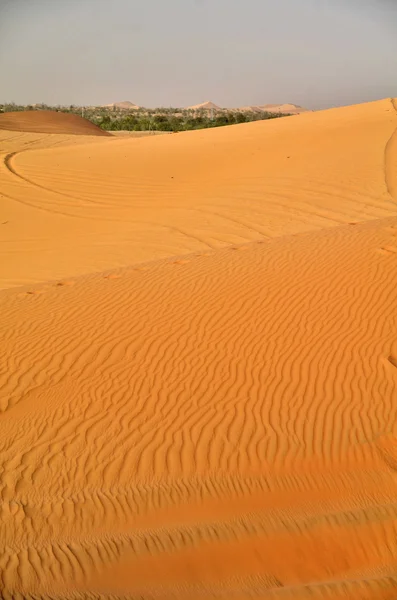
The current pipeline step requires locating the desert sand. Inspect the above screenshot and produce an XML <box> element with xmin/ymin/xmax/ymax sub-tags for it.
<box><xmin>1</xmin><ymin>99</ymin><xmax>397</xmax><ymax>599</ymax></box>
<box><xmin>0</xmin><ymin>110</ymin><xmax>111</xmax><ymax>136</ymax></box>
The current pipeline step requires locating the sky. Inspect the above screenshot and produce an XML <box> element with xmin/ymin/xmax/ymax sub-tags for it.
<box><xmin>1</xmin><ymin>0</ymin><xmax>397</xmax><ymax>109</ymax></box>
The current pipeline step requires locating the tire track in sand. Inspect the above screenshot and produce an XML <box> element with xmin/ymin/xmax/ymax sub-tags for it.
<box><xmin>3</xmin><ymin>151</ymin><xmax>107</xmax><ymax>209</ymax></box>
<box><xmin>384</xmin><ymin>98</ymin><xmax>397</xmax><ymax>201</ymax></box>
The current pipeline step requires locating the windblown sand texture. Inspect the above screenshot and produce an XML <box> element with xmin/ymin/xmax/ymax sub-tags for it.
<box><xmin>1</xmin><ymin>99</ymin><xmax>397</xmax><ymax>599</ymax></box>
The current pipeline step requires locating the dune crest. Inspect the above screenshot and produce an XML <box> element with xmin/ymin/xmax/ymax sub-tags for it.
<box><xmin>187</xmin><ymin>101</ymin><xmax>221</xmax><ymax>110</ymax></box>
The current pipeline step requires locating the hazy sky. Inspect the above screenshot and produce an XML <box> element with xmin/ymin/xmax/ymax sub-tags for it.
<box><xmin>1</xmin><ymin>0</ymin><xmax>397</xmax><ymax>109</ymax></box>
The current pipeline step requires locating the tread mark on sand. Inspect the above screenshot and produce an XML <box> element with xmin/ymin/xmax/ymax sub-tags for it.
<box><xmin>2</xmin><ymin>150</ymin><xmax>127</xmax><ymax>221</ymax></box>
<box><xmin>4</xmin><ymin>151</ymin><xmax>102</xmax><ymax>206</ymax></box>
<box><xmin>384</xmin><ymin>98</ymin><xmax>397</xmax><ymax>201</ymax></box>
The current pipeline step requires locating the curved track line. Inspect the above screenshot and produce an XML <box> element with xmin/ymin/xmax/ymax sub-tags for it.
<box><xmin>4</xmin><ymin>150</ymin><xmax>105</xmax><ymax>207</ymax></box>
<box><xmin>384</xmin><ymin>98</ymin><xmax>397</xmax><ymax>202</ymax></box>
<box><xmin>1</xmin><ymin>151</ymin><xmax>147</xmax><ymax>223</ymax></box>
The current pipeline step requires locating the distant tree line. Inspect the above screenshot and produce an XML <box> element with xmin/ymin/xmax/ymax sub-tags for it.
<box><xmin>96</xmin><ymin>110</ymin><xmax>287</xmax><ymax>132</ymax></box>
<box><xmin>0</xmin><ymin>103</ymin><xmax>290</xmax><ymax>132</ymax></box>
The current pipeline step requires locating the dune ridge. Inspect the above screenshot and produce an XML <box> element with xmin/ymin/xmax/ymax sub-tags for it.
<box><xmin>1</xmin><ymin>98</ymin><xmax>397</xmax><ymax>598</ymax></box>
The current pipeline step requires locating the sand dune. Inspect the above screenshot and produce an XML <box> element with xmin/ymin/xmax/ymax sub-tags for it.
<box><xmin>187</xmin><ymin>101</ymin><xmax>221</xmax><ymax>110</ymax></box>
<box><xmin>0</xmin><ymin>110</ymin><xmax>111</xmax><ymax>136</ymax></box>
<box><xmin>1</xmin><ymin>98</ymin><xmax>397</xmax><ymax>598</ymax></box>
<box><xmin>259</xmin><ymin>103</ymin><xmax>309</xmax><ymax>114</ymax></box>
<box><xmin>1</xmin><ymin>98</ymin><xmax>396</xmax><ymax>288</ymax></box>
<box><xmin>237</xmin><ymin>104</ymin><xmax>309</xmax><ymax>115</ymax></box>
<box><xmin>185</xmin><ymin>102</ymin><xmax>309</xmax><ymax>114</ymax></box>
<box><xmin>103</xmin><ymin>101</ymin><xmax>140</xmax><ymax>110</ymax></box>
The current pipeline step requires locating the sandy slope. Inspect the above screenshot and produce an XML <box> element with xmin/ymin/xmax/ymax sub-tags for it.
<box><xmin>1</xmin><ymin>99</ymin><xmax>396</xmax><ymax>288</ymax></box>
<box><xmin>1</xmin><ymin>99</ymin><xmax>397</xmax><ymax>599</ymax></box>
<box><xmin>0</xmin><ymin>110</ymin><xmax>111</xmax><ymax>136</ymax></box>
<box><xmin>1</xmin><ymin>218</ymin><xmax>397</xmax><ymax>598</ymax></box>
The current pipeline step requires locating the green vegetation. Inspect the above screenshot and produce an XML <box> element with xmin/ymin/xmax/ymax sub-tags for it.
<box><xmin>95</xmin><ymin>109</ymin><xmax>288</xmax><ymax>132</ymax></box>
<box><xmin>0</xmin><ymin>103</ymin><xmax>290</xmax><ymax>132</ymax></box>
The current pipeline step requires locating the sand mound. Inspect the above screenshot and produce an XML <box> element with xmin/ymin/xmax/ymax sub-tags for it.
<box><xmin>1</xmin><ymin>97</ymin><xmax>397</xmax><ymax>598</ymax></box>
<box><xmin>0</xmin><ymin>98</ymin><xmax>396</xmax><ymax>288</ymax></box>
<box><xmin>0</xmin><ymin>110</ymin><xmax>111</xmax><ymax>136</ymax></box>
<box><xmin>260</xmin><ymin>103</ymin><xmax>309</xmax><ymax>114</ymax></box>
<box><xmin>237</xmin><ymin>104</ymin><xmax>309</xmax><ymax>115</ymax></box>
<box><xmin>104</xmin><ymin>101</ymin><xmax>140</xmax><ymax>110</ymax></box>
<box><xmin>1</xmin><ymin>217</ymin><xmax>397</xmax><ymax>597</ymax></box>
<box><xmin>187</xmin><ymin>101</ymin><xmax>221</xmax><ymax>110</ymax></box>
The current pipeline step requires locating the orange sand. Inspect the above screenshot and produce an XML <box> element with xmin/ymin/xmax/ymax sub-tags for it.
<box><xmin>0</xmin><ymin>110</ymin><xmax>111</xmax><ymax>136</ymax></box>
<box><xmin>1</xmin><ymin>99</ymin><xmax>396</xmax><ymax>288</ymax></box>
<box><xmin>1</xmin><ymin>100</ymin><xmax>397</xmax><ymax>599</ymax></box>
